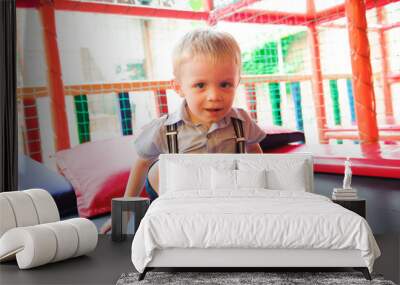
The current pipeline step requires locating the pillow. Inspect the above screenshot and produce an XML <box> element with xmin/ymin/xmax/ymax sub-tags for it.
<box><xmin>211</xmin><ymin>168</ymin><xmax>236</xmax><ymax>190</ymax></box>
<box><xmin>211</xmin><ymin>168</ymin><xmax>267</xmax><ymax>191</ymax></box>
<box><xmin>167</xmin><ymin>162</ymin><xmax>210</xmax><ymax>192</ymax></box>
<box><xmin>55</xmin><ymin>135</ymin><xmax>140</xmax><ymax>218</ymax></box>
<box><xmin>164</xmin><ymin>158</ymin><xmax>236</xmax><ymax>194</ymax></box>
<box><xmin>267</xmin><ymin>166</ymin><xmax>306</xmax><ymax>191</ymax></box>
<box><xmin>238</xmin><ymin>158</ymin><xmax>308</xmax><ymax>191</ymax></box>
<box><xmin>236</xmin><ymin>169</ymin><xmax>267</xmax><ymax>189</ymax></box>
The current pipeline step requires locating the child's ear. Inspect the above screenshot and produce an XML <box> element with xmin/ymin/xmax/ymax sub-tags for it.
<box><xmin>172</xmin><ymin>79</ymin><xmax>185</xmax><ymax>98</ymax></box>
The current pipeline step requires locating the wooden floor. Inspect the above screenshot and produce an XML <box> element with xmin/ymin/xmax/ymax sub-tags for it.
<box><xmin>0</xmin><ymin>234</ymin><xmax>398</xmax><ymax>285</ymax></box>
<box><xmin>0</xmin><ymin>235</ymin><xmax>133</xmax><ymax>285</ymax></box>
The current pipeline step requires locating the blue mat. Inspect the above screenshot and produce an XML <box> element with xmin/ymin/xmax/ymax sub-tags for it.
<box><xmin>18</xmin><ymin>154</ymin><xmax>77</xmax><ymax>218</ymax></box>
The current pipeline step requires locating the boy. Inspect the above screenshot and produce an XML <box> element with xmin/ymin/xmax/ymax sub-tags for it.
<box><xmin>100</xmin><ymin>29</ymin><xmax>266</xmax><ymax>233</ymax></box>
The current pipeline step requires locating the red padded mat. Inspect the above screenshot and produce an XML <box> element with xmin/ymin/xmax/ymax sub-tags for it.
<box><xmin>264</xmin><ymin>144</ymin><xmax>400</xmax><ymax>179</ymax></box>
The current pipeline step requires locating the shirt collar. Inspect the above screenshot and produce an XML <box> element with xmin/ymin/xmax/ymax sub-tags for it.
<box><xmin>226</xmin><ymin>107</ymin><xmax>246</xmax><ymax>122</ymax></box>
<box><xmin>163</xmin><ymin>99</ymin><xmax>187</xmax><ymax>126</ymax></box>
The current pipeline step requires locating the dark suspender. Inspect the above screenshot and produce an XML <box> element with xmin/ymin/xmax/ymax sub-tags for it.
<box><xmin>166</xmin><ymin>123</ymin><xmax>179</xmax><ymax>154</ymax></box>
<box><xmin>231</xmin><ymin>117</ymin><xmax>246</xmax><ymax>154</ymax></box>
<box><xmin>165</xmin><ymin>118</ymin><xmax>246</xmax><ymax>154</ymax></box>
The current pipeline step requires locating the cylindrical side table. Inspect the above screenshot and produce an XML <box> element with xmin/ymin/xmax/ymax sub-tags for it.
<box><xmin>111</xmin><ymin>197</ymin><xmax>150</xmax><ymax>242</ymax></box>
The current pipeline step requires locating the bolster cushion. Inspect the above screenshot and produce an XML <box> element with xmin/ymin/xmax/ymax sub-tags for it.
<box><xmin>0</xmin><ymin>189</ymin><xmax>60</xmax><ymax>237</ymax></box>
<box><xmin>0</xmin><ymin>218</ymin><xmax>98</xmax><ymax>269</ymax></box>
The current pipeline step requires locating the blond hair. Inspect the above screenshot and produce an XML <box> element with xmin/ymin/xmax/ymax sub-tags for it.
<box><xmin>172</xmin><ymin>29</ymin><xmax>241</xmax><ymax>78</ymax></box>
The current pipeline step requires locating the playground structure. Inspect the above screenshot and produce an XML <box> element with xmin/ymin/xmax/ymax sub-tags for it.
<box><xmin>16</xmin><ymin>0</ymin><xmax>400</xmax><ymax>175</ymax></box>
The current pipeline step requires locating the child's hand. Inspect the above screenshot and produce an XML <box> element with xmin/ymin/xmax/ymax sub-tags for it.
<box><xmin>100</xmin><ymin>218</ymin><xmax>112</xmax><ymax>234</ymax></box>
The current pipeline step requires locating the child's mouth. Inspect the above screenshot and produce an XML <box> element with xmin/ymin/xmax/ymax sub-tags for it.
<box><xmin>205</xmin><ymin>108</ymin><xmax>223</xmax><ymax>113</ymax></box>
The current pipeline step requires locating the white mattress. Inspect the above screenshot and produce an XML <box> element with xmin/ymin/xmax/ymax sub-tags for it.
<box><xmin>131</xmin><ymin>190</ymin><xmax>380</xmax><ymax>273</ymax></box>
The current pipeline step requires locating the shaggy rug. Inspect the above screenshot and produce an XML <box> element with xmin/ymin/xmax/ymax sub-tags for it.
<box><xmin>116</xmin><ymin>271</ymin><xmax>396</xmax><ymax>285</ymax></box>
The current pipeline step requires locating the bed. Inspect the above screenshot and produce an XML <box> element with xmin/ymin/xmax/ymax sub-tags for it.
<box><xmin>131</xmin><ymin>153</ymin><xmax>380</xmax><ymax>281</ymax></box>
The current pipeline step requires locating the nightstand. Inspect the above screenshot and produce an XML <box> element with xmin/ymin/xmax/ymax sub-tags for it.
<box><xmin>332</xmin><ymin>199</ymin><xmax>366</xmax><ymax>218</ymax></box>
<box><xmin>111</xmin><ymin>197</ymin><xmax>150</xmax><ymax>242</ymax></box>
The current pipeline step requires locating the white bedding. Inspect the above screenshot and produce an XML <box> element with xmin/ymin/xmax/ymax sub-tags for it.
<box><xmin>131</xmin><ymin>190</ymin><xmax>380</xmax><ymax>273</ymax></box>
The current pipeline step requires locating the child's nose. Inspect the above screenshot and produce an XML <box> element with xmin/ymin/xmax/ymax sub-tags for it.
<box><xmin>207</xmin><ymin>87</ymin><xmax>222</xmax><ymax>101</ymax></box>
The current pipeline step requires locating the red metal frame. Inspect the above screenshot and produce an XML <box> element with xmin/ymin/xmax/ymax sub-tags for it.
<box><xmin>16</xmin><ymin>0</ymin><xmax>40</xmax><ymax>8</ymax></box>
<box><xmin>382</xmin><ymin>21</ymin><xmax>400</xmax><ymax>31</ymax></box>
<box><xmin>219</xmin><ymin>10</ymin><xmax>312</xmax><ymax>25</ymax></box>
<box><xmin>377</xmin><ymin>7</ymin><xmax>394</xmax><ymax>124</ymax></box>
<box><xmin>345</xmin><ymin>0</ymin><xmax>379</xmax><ymax>144</ymax></box>
<box><xmin>154</xmin><ymin>89</ymin><xmax>169</xmax><ymax>117</ymax></box>
<box><xmin>313</xmin><ymin>0</ymin><xmax>400</xmax><ymax>25</ymax></box>
<box><xmin>17</xmin><ymin>0</ymin><xmax>209</xmax><ymax>20</ymax></box>
<box><xmin>39</xmin><ymin>0</ymin><xmax>70</xmax><ymax>151</ymax></box>
<box><xmin>211</xmin><ymin>0</ymin><xmax>399</xmax><ymax>26</ymax></box>
<box><xmin>307</xmin><ymin>0</ymin><xmax>328</xmax><ymax>143</ymax></box>
<box><xmin>17</xmin><ymin>0</ymin><xmax>400</xmax><ymax>25</ymax></box>
<box><xmin>17</xmin><ymin>0</ymin><xmax>310</xmax><ymax>25</ymax></box>
<box><xmin>202</xmin><ymin>0</ymin><xmax>214</xmax><ymax>12</ymax></box>
<box><xmin>317</xmin><ymin>22</ymin><xmax>400</xmax><ymax>31</ymax></box>
<box><xmin>388</xmin><ymin>73</ymin><xmax>400</xmax><ymax>83</ymax></box>
<box><xmin>208</xmin><ymin>0</ymin><xmax>262</xmax><ymax>24</ymax></box>
<box><xmin>23</xmin><ymin>98</ymin><xmax>43</xmax><ymax>162</ymax></box>
<box><xmin>55</xmin><ymin>0</ymin><xmax>209</xmax><ymax>20</ymax></box>
<box><xmin>324</xmin><ymin>125</ymin><xmax>400</xmax><ymax>132</ymax></box>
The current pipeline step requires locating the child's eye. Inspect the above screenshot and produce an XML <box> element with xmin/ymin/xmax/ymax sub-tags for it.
<box><xmin>220</xmin><ymin>82</ymin><xmax>233</xmax><ymax>88</ymax></box>
<box><xmin>194</xmin><ymin>83</ymin><xmax>205</xmax><ymax>89</ymax></box>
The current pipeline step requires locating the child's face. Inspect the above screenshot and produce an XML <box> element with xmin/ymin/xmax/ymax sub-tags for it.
<box><xmin>174</xmin><ymin>55</ymin><xmax>240</xmax><ymax>128</ymax></box>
